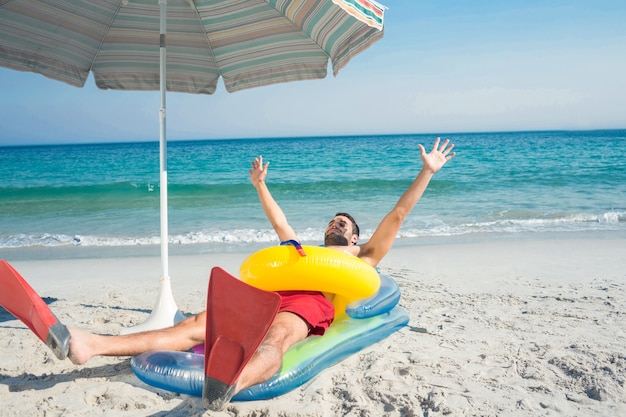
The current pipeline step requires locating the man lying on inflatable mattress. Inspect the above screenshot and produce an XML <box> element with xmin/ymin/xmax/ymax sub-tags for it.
<box><xmin>37</xmin><ymin>138</ymin><xmax>455</xmax><ymax>411</ymax></box>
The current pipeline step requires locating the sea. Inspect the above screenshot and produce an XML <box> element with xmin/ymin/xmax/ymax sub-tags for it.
<box><xmin>1</xmin><ymin>130</ymin><xmax>625</xmax><ymax>260</ymax></box>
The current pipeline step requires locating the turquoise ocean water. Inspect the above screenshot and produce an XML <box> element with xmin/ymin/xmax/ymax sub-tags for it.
<box><xmin>1</xmin><ymin>130</ymin><xmax>625</xmax><ymax>259</ymax></box>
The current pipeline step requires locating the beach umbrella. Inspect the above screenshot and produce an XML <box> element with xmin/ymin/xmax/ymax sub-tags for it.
<box><xmin>0</xmin><ymin>0</ymin><xmax>387</xmax><ymax>333</ymax></box>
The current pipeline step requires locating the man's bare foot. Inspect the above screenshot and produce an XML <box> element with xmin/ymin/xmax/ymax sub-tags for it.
<box><xmin>67</xmin><ymin>326</ymin><xmax>95</xmax><ymax>365</ymax></box>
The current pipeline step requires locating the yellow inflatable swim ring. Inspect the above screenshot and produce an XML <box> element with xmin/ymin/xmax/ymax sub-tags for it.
<box><xmin>239</xmin><ymin>243</ymin><xmax>380</xmax><ymax>319</ymax></box>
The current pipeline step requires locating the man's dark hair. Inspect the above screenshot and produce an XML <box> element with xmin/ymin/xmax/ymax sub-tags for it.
<box><xmin>335</xmin><ymin>212</ymin><xmax>360</xmax><ymax>236</ymax></box>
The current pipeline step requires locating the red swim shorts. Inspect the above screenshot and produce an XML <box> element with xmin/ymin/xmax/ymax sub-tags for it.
<box><xmin>276</xmin><ymin>290</ymin><xmax>335</xmax><ymax>336</ymax></box>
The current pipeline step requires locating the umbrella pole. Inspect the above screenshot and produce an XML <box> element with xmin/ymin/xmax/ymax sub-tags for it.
<box><xmin>120</xmin><ymin>0</ymin><xmax>183</xmax><ymax>335</ymax></box>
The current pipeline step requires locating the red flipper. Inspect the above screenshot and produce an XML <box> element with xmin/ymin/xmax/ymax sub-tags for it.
<box><xmin>0</xmin><ymin>260</ymin><xmax>69</xmax><ymax>360</ymax></box>
<box><xmin>203</xmin><ymin>267</ymin><xmax>280</xmax><ymax>410</ymax></box>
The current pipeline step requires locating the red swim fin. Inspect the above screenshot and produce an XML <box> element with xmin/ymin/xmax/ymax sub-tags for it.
<box><xmin>0</xmin><ymin>260</ymin><xmax>70</xmax><ymax>360</ymax></box>
<box><xmin>203</xmin><ymin>267</ymin><xmax>280</xmax><ymax>410</ymax></box>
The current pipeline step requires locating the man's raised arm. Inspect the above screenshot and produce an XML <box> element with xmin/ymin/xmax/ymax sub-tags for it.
<box><xmin>358</xmin><ymin>138</ymin><xmax>455</xmax><ymax>266</ymax></box>
<box><xmin>250</xmin><ymin>156</ymin><xmax>298</xmax><ymax>243</ymax></box>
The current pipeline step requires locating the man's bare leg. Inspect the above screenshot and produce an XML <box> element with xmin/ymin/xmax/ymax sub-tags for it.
<box><xmin>67</xmin><ymin>312</ymin><xmax>207</xmax><ymax>365</ymax></box>
<box><xmin>236</xmin><ymin>311</ymin><xmax>310</xmax><ymax>392</ymax></box>
<box><xmin>68</xmin><ymin>308</ymin><xmax>308</xmax><ymax>411</ymax></box>
<box><xmin>203</xmin><ymin>311</ymin><xmax>309</xmax><ymax>411</ymax></box>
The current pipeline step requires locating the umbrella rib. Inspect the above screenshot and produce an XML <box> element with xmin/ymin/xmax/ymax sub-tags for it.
<box><xmin>188</xmin><ymin>0</ymin><xmax>221</xmax><ymax>79</ymax></box>
<box><xmin>270</xmin><ymin>1</ymin><xmax>332</xmax><ymax>61</ymax></box>
<box><xmin>86</xmin><ymin>1</ymin><xmax>126</xmax><ymax>76</ymax></box>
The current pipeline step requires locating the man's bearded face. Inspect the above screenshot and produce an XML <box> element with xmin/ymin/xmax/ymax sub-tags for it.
<box><xmin>324</xmin><ymin>216</ymin><xmax>354</xmax><ymax>246</ymax></box>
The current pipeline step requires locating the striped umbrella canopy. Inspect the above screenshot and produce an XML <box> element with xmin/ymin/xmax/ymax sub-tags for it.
<box><xmin>0</xmin><ymin>0</ymin><xmax>386</xmax><ymax>333</ymax></box>
<box><xmin>0</xmin><ymin>0</ymin><xmax>385</xmax><ymax>92</ymax></box>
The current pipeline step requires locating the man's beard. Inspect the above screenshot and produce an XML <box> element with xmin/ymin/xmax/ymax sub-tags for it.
<box><xmin>324</xmin><ymin>233</ymin><xmax>349</xmax><ymax>246</ymax></box>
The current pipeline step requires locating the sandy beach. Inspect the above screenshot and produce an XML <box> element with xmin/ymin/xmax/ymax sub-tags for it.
<box><xmin>1</xmin><ymin>233</ymin><xmax>625</xmax><ymax>416</ymax></box>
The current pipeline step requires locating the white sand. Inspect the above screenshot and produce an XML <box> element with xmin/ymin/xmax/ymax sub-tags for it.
<box><xmin>1</xmin><ymin>235</ymin><xmax>625</xmax><ymax>416</ymax></box>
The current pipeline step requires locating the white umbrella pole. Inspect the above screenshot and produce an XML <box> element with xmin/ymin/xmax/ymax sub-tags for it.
<box><xmin>120</xmin><ymin>0</ymin><xmax>182</xmax><ymax>335</ymax></box>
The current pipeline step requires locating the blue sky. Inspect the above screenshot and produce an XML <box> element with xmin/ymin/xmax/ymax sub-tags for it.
<box><xmin>1</xmin><ymin>0</ymin><xmax>625</xmax><ymax>145</ymax></box>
